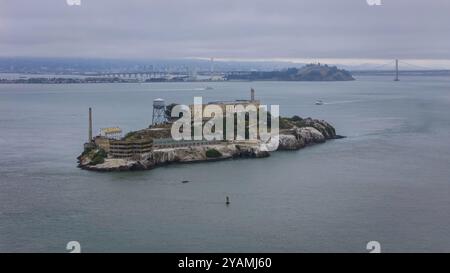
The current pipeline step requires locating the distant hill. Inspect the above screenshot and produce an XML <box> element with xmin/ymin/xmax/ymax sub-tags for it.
<box><xmin>226</xmin><ymin>64</ymin><xmax>355</xmax><ymax>81</ymax></box>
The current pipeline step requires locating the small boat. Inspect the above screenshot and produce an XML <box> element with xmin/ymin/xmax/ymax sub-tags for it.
<box><xmin>315</xmin><ymin>100</ymin><xmax>324</xmax><ymax>105</ymax></box>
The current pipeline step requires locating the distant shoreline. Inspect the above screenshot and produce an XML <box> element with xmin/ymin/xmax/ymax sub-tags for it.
<box><xmin>0</xmin><ymin>63</ymin><xmax>356</xmax><ymax>83</ymax></box>
<box><xmin>2</xmin><ymin>70</ymin><xmax>449</xmax><ymax>85</ymax></box>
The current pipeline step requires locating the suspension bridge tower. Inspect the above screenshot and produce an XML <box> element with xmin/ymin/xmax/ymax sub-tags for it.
<box><xmin>394</xmin><ymin>59</ymin><xmax>400</xmax><ymax>81</ymax></box>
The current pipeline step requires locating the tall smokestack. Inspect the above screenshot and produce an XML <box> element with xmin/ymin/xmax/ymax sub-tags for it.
<box><xmin>395</xmin><ymin>59</ymin><xmax>399</xmax><ymax>81</ymax></box>
<box><xmin>88</xmin><ymin>107</ymin><xmax>93</xmax><ymax>142</ymax></box>
<box><xmin>251</xmin><ymin>88</ymin><xmax>255</xmax><ymax>101</ymax></box>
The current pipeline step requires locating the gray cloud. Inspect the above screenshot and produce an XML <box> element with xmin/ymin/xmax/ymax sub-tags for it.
<box><xmin>1</xmin><ymin>0</ymin><xmax>449</xmax><ymax>61</ymax></box>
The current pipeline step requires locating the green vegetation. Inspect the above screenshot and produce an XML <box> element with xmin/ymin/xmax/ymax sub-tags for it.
<box><xmin>124</xmin><ymin>131</ymin><xmax>138</xmax><ymax>140</ymax></box>
<box><xmin>81</xmin><ymin>146</ymin><xmax>94</xmax><ymax>157</ymax></box>
<box><xmin>89</xmin><ymin>149</ymin><xmax>107</xmax><ymax>165</ymax></box>
<box><xmin>226</xmin><ymin>64</ymin><xmax>354</xmax><ymax>81</ymax></box>
<box><xmin>206</xmin><ymin>148</ymin><xmax>222</xmax><ymax>158</ymax></box>
<box><xmin>279</xmin><ymin>116</ymin><xmax>306</xmax><ymax>129</ymax></box>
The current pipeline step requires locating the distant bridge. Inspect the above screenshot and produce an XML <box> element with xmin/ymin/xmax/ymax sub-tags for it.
<box><xmin>84</xmin><ymin>70</ymin><xmax>226</xmax><ymax>80</ymax></box>
<box><xmin>86</xmin><ymin>71</ymin><xmax>182</xmax><ymax>79</ymax></box>
<box><xmin>350</xmin><ymin>59</ymin><xmax>450</xmax><ymax>80</ymax></box>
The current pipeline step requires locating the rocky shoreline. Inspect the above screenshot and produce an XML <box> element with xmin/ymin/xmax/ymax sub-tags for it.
<box><xmin>77</xmin><ymin>118</ymin><xmax>343</xmax><ymax>172</ymax></box>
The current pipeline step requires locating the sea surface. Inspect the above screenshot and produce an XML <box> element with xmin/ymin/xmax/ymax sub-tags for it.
<box><xmin>1</xmin><ymin>76</ymin><xmax>450</xmax><ymax>252</ymax></box>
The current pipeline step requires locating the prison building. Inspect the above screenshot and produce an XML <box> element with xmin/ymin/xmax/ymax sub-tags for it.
<box><xmin>153</xmin><ymin>138</ymin><xmax>223</xmax><ymax>149</ymax></box>
<box><xmin>109</xmin><ymin>139</ymin><xmax>153</xmax><ymax>159</ymax></box>
<box><xmin>94</xmin><ymin>136</ymin><xmax>111</xmax><ymax>153</ymax></box>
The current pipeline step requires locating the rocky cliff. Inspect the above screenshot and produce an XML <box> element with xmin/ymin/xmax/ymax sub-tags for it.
<box><xmin>78</xmin><ymin>143</ymin><xmax>270</xmax><ymax>172</ymax></box>
<box><xmin>278</xmin><ymin>118</ymin><xmax>339</xmax><ymax>150</ymax></box>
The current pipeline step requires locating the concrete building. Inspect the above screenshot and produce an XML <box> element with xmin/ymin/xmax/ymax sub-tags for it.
<box><xmin>94</xmin><ymin>136</ymin><xmax>111</xmax><ymax>153</ymax></box>
<box><xmin>109</xmin><ymin>139</ymin><xmax>153</xmax><ymax>160</ymax></box>
<box><xmin>153</xmin><ymin>138</ymin><xmax>223</xmax><ymax>149</ymax></box>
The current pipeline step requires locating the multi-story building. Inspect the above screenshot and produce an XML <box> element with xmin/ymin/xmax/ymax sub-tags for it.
<box><xmin>108</xmin><ymin>139</ymin><xmax>153</xmax><ymax>160</ymax></box>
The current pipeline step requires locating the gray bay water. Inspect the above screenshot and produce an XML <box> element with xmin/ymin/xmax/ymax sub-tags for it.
<box><xmin>1</xmin><ymin>76</ymin><xmax>450</xmax><ymax>252</ymax></box>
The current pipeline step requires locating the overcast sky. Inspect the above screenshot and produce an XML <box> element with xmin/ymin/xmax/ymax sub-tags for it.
<box><xmin>1</xmin><ymin>0</ymin><xmax>450</xmax><ymax>66</ymax></box>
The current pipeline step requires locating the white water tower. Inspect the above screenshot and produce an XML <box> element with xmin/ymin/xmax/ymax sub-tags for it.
<box><xmin>152</xmin><ymin>98</ymin><xmax>166</xmax><ymax>125</ymax></box>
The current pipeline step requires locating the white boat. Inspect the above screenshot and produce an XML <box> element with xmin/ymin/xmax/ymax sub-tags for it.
<box><xmin>315</xmin><ymin>100</ymin><xmax>324</xmax><ymax>105</ymax></box>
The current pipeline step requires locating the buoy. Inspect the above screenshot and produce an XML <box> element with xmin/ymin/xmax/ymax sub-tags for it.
<box><xmin>226</xmin><ymin>196</ymin><xmax>230</xmax><ymax>205</ymax></box>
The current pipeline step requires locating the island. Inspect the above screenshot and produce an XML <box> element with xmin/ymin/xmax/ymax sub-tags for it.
<box><xmin>226</xmin><ymin>64</ymin><xmax>355</xmax><ymax>81</ymax></box>
<box><xmin>77</xmin><ymin>90</ymin><xmax>343</xmax><ymax>172</ymax></box>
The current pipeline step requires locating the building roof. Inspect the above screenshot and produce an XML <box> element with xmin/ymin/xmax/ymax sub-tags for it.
<box><xmin>101</xmin><ymin>127</ymin><xmax>122</xmax><ymax>134</ymax></box>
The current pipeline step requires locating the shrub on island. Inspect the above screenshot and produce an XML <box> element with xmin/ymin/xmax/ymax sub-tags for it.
<box><xmin>89</xmin><ymin>149</ymin><xmax>107</xmax><ymax>165</ymax></box>
<box><xmin>205</xmin><ymin>148</ymin><xmax>222</xmax><ymax>158</ymax></box>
